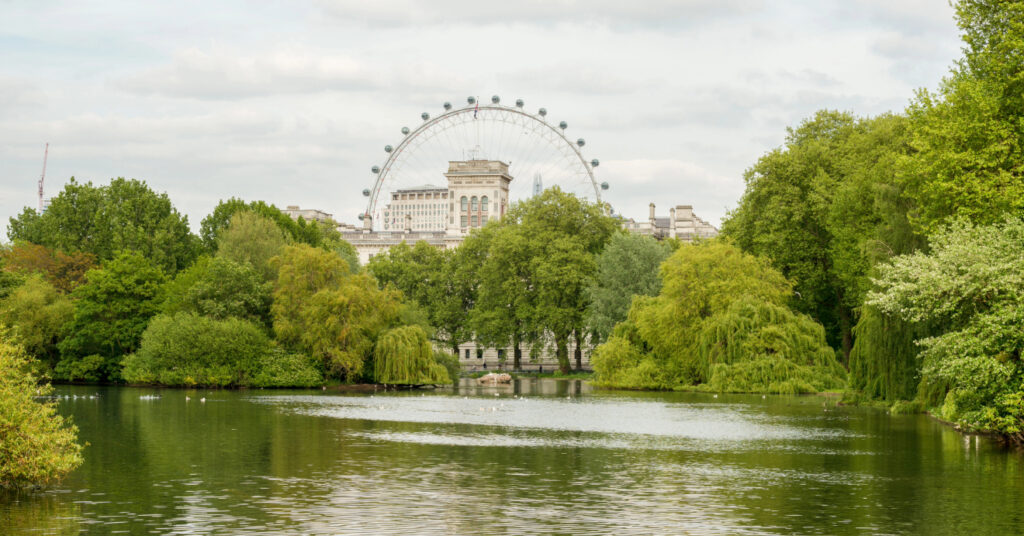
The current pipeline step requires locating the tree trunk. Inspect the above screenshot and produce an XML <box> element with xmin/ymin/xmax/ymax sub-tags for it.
<box><xmin>573</xmin><ymin>331</ymin><xmax>583</xmax><ymax>371</ymax></box>
<box><xmin>555</xmin><ymin>333</ymin><xmax>570</xmax><ymax>374</ymax></box>
<box><xmin>513</xmin><ymin>332</ymin><xmax>522</xmax><ymax>371</ymax></box>
<box><xmin>837</xmin><ymin>290</ymin><xmax>852</xmax><ymax>366</ymax></box>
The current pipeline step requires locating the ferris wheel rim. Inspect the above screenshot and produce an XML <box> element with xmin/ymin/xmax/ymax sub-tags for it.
<box><xmin>363</xmin><ymin>102</ymin><xmax>599</xmax><ymax>223</ymax></box>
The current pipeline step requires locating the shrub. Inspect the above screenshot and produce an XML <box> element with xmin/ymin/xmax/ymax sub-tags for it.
<box><xmin>127</xmin><ymin>313</ymin><xmax>271</xmax><ymax>387</ymax></box>
<box><xmin>0</xmin><ymin>338</ymin><xmax>83</xmax><ymax>489</ymax></box>
<box><xmin>252</xmin><ymin>349</ymin><xmax>323</xmax><ymax>388</ymax></box>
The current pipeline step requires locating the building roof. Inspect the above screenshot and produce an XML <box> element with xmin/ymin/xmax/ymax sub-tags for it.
<box><xmin>393</xmin><ymin>184</ymin><xmax>446</xmax><ymax>193</ymax></box>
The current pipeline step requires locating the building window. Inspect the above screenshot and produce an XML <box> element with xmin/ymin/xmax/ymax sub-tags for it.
<box><xmin>481</xmin><ymin>196</ymin><xmax>488</xmax><ymax>211</ymax></box>
<box><xmin>461</xmin><ymin>196</ymin><xmax>468</xmax><ymax>211</ymax></box>
<box><xmin>470</xmin><ymin>197</ymin><xmax>478</xmax><ymax>211</ymax></box>
<box><xmin>464</xmin><ymin>349</ymin><xmax>470</xmax><ymax>359</ymax></box>
<box><xmin>477</xmin><ymin>348</ymin><xmax>484</xmax><ymax>359</ymax></box>
<box><xmin>461</xmin><ymin>215</ymin><xmax>467</xmax><ymax>227</ymax></box>
<box><xmin>471</xmin><ymin>215</ymin><xmax>478</xmax><ymax>227</ymax></box>
<box><xmin>497</xmin><ymin>349</ymin><xmax>505</xmax><ymax>360</ymax></box>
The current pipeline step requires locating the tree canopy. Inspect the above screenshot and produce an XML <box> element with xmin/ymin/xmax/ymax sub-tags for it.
<box><xmin>7</xmin><ymin>178</ymin><xmax>200</xmax><ymax>274</ymax></box>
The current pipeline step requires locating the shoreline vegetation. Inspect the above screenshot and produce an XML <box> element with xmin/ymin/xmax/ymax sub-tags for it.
<box><xmin>2</xmin><ymin>0</ymin><xmax>1024</xmax><ymax>491</ymax></box>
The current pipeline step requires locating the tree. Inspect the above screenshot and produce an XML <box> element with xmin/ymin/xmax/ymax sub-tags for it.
<box><xmin>272</xmin><ymin>245</ymin><xmax>401</xmax><ymax>381</ymax></box>
<box><xmin>722</xmin><ymin>110</ymin><xmax>858</xmax><ymax>359</ymax></box>
<box><xmin>7</xmin><ymin>178</ymin><xmax>200</xmax><ymax>273</ymax></box>
<box><xmin>0</xmin><ymin>243</ymin><xmax>96</xmax><ymax>294</ymax></box>
<box><xmin>0</xmin><ymin>275</ymin><xmax>74</xmax><ymax>370</ymax></box>
<box><xmin>122</xmin><ymin>313</ymin><xmax>274</xmax><ymax>387</ymax></box>
<box><xmin>0</xmin><ymin>337</ymin><xmax>83</xmax><ymax>489</ymax></box>
<box><xmin>591</xmin><ymin>241</ymin><xmax>845</xmax><ymax>393</ymax></box>
<box><xmin>216</xmin><ymin>211</ymin><xmax>290</xmax><ymax>281</ymax></box>
<box><xmin>200</xmin><ymin>198</ymin><xmax>328</xmax><ymax>252</ymax></box>
<box><xmin>471</xmin><ymin>188</ymin><xmax>618</xmax><ymax>372</ymax></box>
<box><xmin>367</xmin><ymin>241</ymin><xmax>473</xmax><ymax>354</ymax></box>
<box><xmin>868</xmin><ymin>217</ymin><xmax>1024</xmax><ymax>442</ymax></box>
<box><xmin>162</xmin><ymin>256</ymin><xmax>272</xmax><ymax>329</ymax></box>
<box><xmin>373</xmin><ymin>325</ymin><xmax>451</xmax><ymax>385</ymax></box>
<box><xmin>57</xmin><ymin>252</ymin><xmax>167</xmax><ymax>381</ymax></box>
<box><xmin>586</xmin><ymin>233</ymin><xmax>671</xmax><ymax>343</ymax></box>
<box><xmin>899</xmin><ymin>0</ymin><xmax>1024</xmax><ymax>234</ymax></box>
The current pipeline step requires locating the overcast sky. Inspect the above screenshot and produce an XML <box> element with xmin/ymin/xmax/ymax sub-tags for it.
<box><xmin>0</xmin><ymin>1</ymin><xmax>963</xmax><ymax>235</ymax></box>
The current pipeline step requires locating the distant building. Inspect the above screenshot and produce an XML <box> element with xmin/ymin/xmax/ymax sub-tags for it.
<box><xmin>282</xmin><ymin>205</ymin><xmax>334</xmax><ymax>224</ymax></box>
<box><xmin>340</xmin><ymin>159</ymin><xmax>512</xmax><ymax>265</ymax></box>
<box><xmin>382</xmin><ymin>185</ymin><xmax>449</xmax><ymax>232</ymax></box>
<box><xmin>621</xmin><ymin>203</ymin><xmax>718</xmax><ymax>242</ymax></box>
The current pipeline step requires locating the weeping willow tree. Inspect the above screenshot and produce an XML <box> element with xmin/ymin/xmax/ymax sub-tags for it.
<box><xmin>699</xmin><ymin>298</ymin><xmax>846</xmax><ymax>394</ymax></box>
<box><xmin>373</xmin><ymin>326</ymin><xmax>451</xmax><ymax>385</ymax></box>
<box><xmin>591</xmin><ymin>241</ymin><xmax>845</xmax><ymax>393</ymax></box>
<box><xmin>846</xmin><ymin>306</ymin><xmax>924</xmax><ymax>402</ymax></box>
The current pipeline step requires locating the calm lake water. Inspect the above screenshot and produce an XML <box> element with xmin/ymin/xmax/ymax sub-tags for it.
<box><xmin>3</xmin><ymin>379</ymin><xmax>1024</xmax><ymax>535</ymax></box>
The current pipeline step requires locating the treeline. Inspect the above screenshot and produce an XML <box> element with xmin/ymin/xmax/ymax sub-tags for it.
<box><xmin>717</xmin><ymin>0</ymin><xmax>1024</xmax><ymax>439</ymax></box>
<box><xmin>1</xmin><ymin>179</ymin><xmax>452</xmax><ymax>388</ymax></box>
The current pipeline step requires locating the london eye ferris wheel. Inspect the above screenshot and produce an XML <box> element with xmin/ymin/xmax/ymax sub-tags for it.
<box><xmin>359</xmin><ymin>95</ymin><xmax>608</xmax><ymax>230</ymax></box>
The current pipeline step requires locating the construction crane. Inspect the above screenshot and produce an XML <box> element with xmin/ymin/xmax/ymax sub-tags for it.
<box><xmin>38</xmin><ymin>142</ymin><xmax>48</xmax><ymax>212</ymax></box>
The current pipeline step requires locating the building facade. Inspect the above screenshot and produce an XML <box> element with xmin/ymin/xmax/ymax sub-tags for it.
<box><xmin>282</xmin><ymin>205</ymin><xmax>334</xmax><ymax>224</ymax></box>
<box><xmin>621</xmin><ymin>203</ymin><xmax>718</xmax><ymax>242</ymax></box>
<box><xmin>382</xmin><ymin>185</ymin><xmax>449</xmax><ymax>231</ymax></box>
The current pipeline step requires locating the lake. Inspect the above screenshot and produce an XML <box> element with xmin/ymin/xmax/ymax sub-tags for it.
<box><xmin>3</xmin><ymin>379</ymin><xmax>1024</xmax><ymax>535</ymax></box>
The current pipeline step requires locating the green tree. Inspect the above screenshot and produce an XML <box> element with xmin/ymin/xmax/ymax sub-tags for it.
<box><xmin>368</xmin><ymin>241</ymin><xmax>473</xmax><ymax>354</ymax></box>
<box><xmin>122</xmin><ymin>312</ymin><xmax>274</xmax><ymax>387</ymax></box>
<box><xmin>162</xmin><ymin>256</ymin><xmax>272</xmax><ymax>328</ymax></box>
<box><xmin>0</xmin><ymin>275</ymin><xmax>74</xmax><ymax>370</ymax></box>
<box><xmin>57</xmin><ymin>252</ymin><xmax>167</xmax><ymax>381</ymax></box>
<box><xmin>7</xmin><ymin>178</ymin><xmax>200</xmax><ymax>273</ymax></box>
<box><xmin>868</xmin><ymin>218</ymin><xmax>1024</xmax><ymax>442</ymax></box>
<box><xmin>216</xmin><ymin>211</ymin><xmax>290</xmax><ymax>281</ymax></box>
<box><xmin>0</xmin><ymin>337</ymin><xmax>83</xmax><ymax>489</ymax></box>
<box><xmin>373</xmin><ymin>325</ymin><xmax>451</xmax><ymax>385</ymax></box>
<box><xmin>200</xmin><ymin>198</ymin><xmax>330</xmax><ymax>252</ymax></box>
<box><xmin>899</xmin><ymin>0</ymin><xmax>1024</xmax><ymax>234</ymax></box>
<box><xmin>722</xmin><ymin>110</ymin><xmax>858</xmax><ymax>358</ymax></box>
<box><xmin>586</xmin><ymin>232</ymin><xmax>671</xmax><ymax>343</ymax></box>
<box><xmin>272</xmin><ymin>245</ymin><xmax>401</xmax><ymax>381</ymax></box>
<box><xmin>591</xmin><ymin>241</ymin><xmax>844</xmax><ymax>393</ymax></box>
<box><xmin>472</xmin><ymin>188</ymin><xmax>617</xmax><ymax>372</ymax></box>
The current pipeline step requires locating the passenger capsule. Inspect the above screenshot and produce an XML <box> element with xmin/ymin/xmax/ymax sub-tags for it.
<box><xmin>443</xmin><ymin>102</ymin><xmax>452</xmax><ymax>111</ymax></box>
<box><xmin>491</xmin><ymin>95</ymin><xmax>500</xmax><ymax>104</ymax></box>
<box><xmin>371</xmin><ymin>166</ymin><xmax>380</xmax><ymax>174</ymax></box>
<box><xmin>559</xmin><ymin>121</ymin><xmax>568</xmax><ymax>130</ymax></box>
<box><xmin>577</xmin><ymin>138</ymin><xmax>585</xmax><ymax>147</ymax></box>
<box><xmin>362</xmin><ymin>188</ymin><xmax>371</xmax><ymax>197</ymax></box>
<box><xmin>401</xmin><ymin>126</ymin><xmax>410</xmax><ymax>135</ymax></box>
<box><xmin>384</xmin><ymin>144</ymin><xmax>393</xmax><ymax>153</ymax></box>
<box><xmin>421</xmin><ymin>112</ymin><xmax>429</xmax><ymax>121</ymax></box>
<box><xmin>591</xmin><ymin>158</ymin><xmax>600</xmax><ymax>167</ymax></box>
<box><xmin>601</xmin><ymin>182</ymin><xmax>609</xmax><ymax>190</ymax></box>
<box><xmin>467</xmin><ymin>96</ymin><xmax>476</xmax><ymax>104</ymax></box>
<box><xmin>515</xmin><ymin>99</ymin><xmax>524</xmax><ymax>108</ymax></box>
<box><xmin>538</xmin><ymin>108</ymin><xmax>547</xmax><ymax>117</ymax></box>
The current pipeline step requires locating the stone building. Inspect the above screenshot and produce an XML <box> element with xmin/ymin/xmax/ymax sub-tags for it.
<box><xmin>382</xmin><ymin>185</ymin><xmax>449</xmax><ymax>232</ymax></box>
<box><xmin>621</xmin><ymin>203</ymin><xmax>718</xmax><ymax>241</ymax></box>
<box><xmin>282</xmin><ymin>205</ymin><xmax>334</xmax><ymax>224</ymax></box>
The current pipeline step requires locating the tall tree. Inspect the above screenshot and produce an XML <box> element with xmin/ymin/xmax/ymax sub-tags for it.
<box><xmin>0</xmin><ymin>243</ymin><xmax>96</xmax><ymax>294</ymax></box>
<box><xmin>272</xmin><ymin>245</ymin><xmax>401</xmax><ymax>381</ymax></box>
<box><xmin>7</xmin><ymin>178</ymin><xmax>199</xmax><ymax>274</ymax></box>
<box><xmin>216</xmin><ymin>211</ymin><xmax>290</xmax><ymax>281</ymax></box>
<box><xmin>0</xmin><ymin>275</ymin><xmax>74</xmax><ymax>370</ymax></box>
<box><xmin>200</xmin><ymin>198</ymin><xmax>329</xmax><ymax>252</ymax></box>
<box><xmin>899</xmin><ymin>0</ymin><xmax>1024</xmax><ymax>234</ymax></box>
<box><xmin>57</xmin><ymin>252</ymin><xmax>167</xmax><ymax>381</ymax></box>
<box><xmin>586</xmin><ymin>232</ymin><xmax>671</xmax><ymax>343</ymax></box>
<box><xmin>162</xmin><ymin>256</ymin><xmax>273</xmax><ymax>329</ymax></box>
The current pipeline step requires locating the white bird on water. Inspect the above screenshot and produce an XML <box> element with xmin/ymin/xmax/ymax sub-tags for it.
<box><xmin>200</xmin><ymin>397</ymin><xmax>206</xmax><ymax>403</ymax></box>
